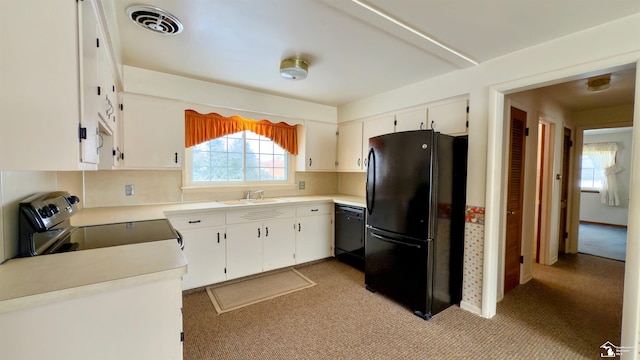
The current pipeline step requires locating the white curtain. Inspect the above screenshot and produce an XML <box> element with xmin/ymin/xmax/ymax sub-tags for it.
<box><xmin>583</xmin><ymin>142</ymin><xmax>621</xmax><ymax>206</ymax></box>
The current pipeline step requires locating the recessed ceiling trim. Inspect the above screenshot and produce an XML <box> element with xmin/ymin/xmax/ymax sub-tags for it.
<box><xmin>350</xmin><ymin>0</ymin><xmax>478</xmax><ymax>66</ymax></box>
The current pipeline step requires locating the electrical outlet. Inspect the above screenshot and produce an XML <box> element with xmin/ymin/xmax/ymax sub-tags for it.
<box><xmin>125</xmin><ymin>184</ymin><xmax>134</xmax><ymax>196</ymax></box>
<box><xmin>298</xmin><ymin>181</ymin><xmax>305</xmax><ymax>190</ymax></box>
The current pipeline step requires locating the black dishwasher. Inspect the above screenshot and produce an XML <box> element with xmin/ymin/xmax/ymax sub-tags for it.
<box><xmin>335</xmin><ymin>204</ymin><xmax>365</xmax><ymax>271</ymax></box>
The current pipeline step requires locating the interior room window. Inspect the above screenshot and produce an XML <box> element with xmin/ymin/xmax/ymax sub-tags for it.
<box><xmin>580</xmin><ymin>155</ymin><xmax>604</xmax><ymax>189</ymax></box>
<box><xmin>188</xmin><ymin>130</ymin><xmax>288</xmax><ymax>184</ymax></box>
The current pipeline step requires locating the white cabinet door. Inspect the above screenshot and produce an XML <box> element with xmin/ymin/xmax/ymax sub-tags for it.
<box><xmin>362</xmin><ymin>115</ymin><xmax>395</xmax><ymax>169</ymax></box>
<box><xmin>395</xmin><ymin>108</ymin><xmax>427</xmax><ymax>132</ymax></box>
<box><xmin>180</xmin><ymin>226</ymin><xmax>226</xmax><ymax>290</ymax></box>
<box><xmin>296</xmin><ymin>214</ymin><xmax>332</xmax><ymax>264</ymax></box>
<box><xmin>79</xmin><ymin>0</ymin><xmax>100</xmax><ymax>165</ymax></box>
<box><xmin>427</xmin><ymin>99</ymin><xmax>468</xmax><ymax>135</ymax></box>
<box><xmin>226</xmin><ymin>223</ymin><xmax>263</xmax><ymax>280</ymax></box>
<box><xmin>297</xmin><ymin>121</ymin><xmax>337</xmax><ymax>171</ymax></box>
<box><xmin>262</xmin><ymin>219</ymin><xmax>296</xmax><ymax>272</ymax></box>
<box><xmin>337</xmin><ymin>121</ymin><xmax>364</xmax><ymax>171</ymax></box>
<box><xmin>121</xmin><ymin>93</ymin><xmax>184</xmax><ymax>169</ymax></box>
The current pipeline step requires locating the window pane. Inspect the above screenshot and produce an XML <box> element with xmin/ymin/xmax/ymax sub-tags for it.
<box><xmin>189</xmin><ymin>130</ymin><xmax>288</xmax><ymax>184</ymax></box>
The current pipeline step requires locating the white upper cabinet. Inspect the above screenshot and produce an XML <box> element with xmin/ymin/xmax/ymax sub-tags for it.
<box><xmin>296</xmin><ymin>121</ymin><xmax>337</xmax><ymax>171</ymax></box>
<box><xmin>337</xmin><ymin>121</ymin><xmax>363</xmax><ymax>171</ymax></box>
<box><xmin>121</xmin><ymin>93</ymin><xmax>185</xmax><ymax>169</ymax></box>
<box><xmin>0</xmin><ymin>0</ymin><xmax>106</xmax><ymax>170</ymax></box>
<box><xmin>361</xmin><ymin>115</ymin><xmax>395</xmax><ymax>170</ymax></box>
<box><xmin>427</xmin><ymin>99</ymin><xmax>469</xmax><ymax>135</ymax></box>
<box><xmin>395</xmin><ymin>109</ymin><xmax>428</xmax><ymax>132</ymax></box>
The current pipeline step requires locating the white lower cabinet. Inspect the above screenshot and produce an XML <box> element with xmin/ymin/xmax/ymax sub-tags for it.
<box><xmin>180</xmin><ymin>227</ymin><xmax>226</xmax><ymax>290</ymax></box>
<box><xmin>167</xmin><ymin>212</ymin><xmax>226</xmax><ymax>290</ymax></box>
<box><xmin>262</xmin><ymin>219</ymin><xmax>296</xmax><ymax>272</ymax></box>
<box><xmin>295</xmin><ymin>204</ymin><xmax>333</xmax><ymax>264</ymax></box>
<box><xmin>167</xmin><ymin>201</ymin><xmax>334</xmax><ymax>287</ymax></box>
<box><xmin>226</xmin><ymin>223</ymin><xmax>264</xmax><ymax>280</ymax></box>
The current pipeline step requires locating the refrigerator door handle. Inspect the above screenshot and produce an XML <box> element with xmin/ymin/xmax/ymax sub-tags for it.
<box><xmin>366</xmin><ymin>148</ymin><xmax>375</xmax><ymax>215</ymax></box>
<box><xmin>370</xmin><ymin>232</ymin><xmax>423</xmax><ymax>249</ymax></box>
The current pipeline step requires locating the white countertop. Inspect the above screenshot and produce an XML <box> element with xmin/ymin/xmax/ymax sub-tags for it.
<box><xmin>0</xmin><ymin>240</ymin><xmax>187</xmax><ymax>314</ymax></box>
<box><xmin>72</xmin><ymin>193</ymin><xmax>365</xmax><ymax>226</ymax></box>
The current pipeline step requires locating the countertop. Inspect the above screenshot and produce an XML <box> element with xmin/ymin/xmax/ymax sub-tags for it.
<box><xmin>72</xmin><ymin>193</ymin><xmax>366</xmax><ymax>226</ymax></box>
<box><xmin>0</xmin><ymin>240</ymin><xmax>187</xmax><ymax>314</ymax></box>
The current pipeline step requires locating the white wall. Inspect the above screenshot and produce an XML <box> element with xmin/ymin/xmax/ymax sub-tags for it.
<box><xmin>579</xmin><ymin>129</ymin><xmax>633</xmax><ymax>226</ymax></box>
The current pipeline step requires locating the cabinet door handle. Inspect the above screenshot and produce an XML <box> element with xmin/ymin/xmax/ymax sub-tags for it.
<box><xmin>311</xmin><ymin>209</ymin><xmax>319</xmax><ymax>212</ymax></box>
<box><xmin>298</xmin><ymin>223</ymin><xmax>301</xmax><ymax>232</ymax></box>
<box><xmin>174</xmin><ymin>152</ymin><xmax>178</xmax><ymax>163</ymax></box>
<box><xmin>188</xmin><ymin>220</ymin><xmax>201</xmax><ymax>224</ymax></box>
<box><xmin>217</xmin><ymin>232</ymin><xmax>220</xmax><ymax>243</ymax></box>
<box><xmin>309</xmin><ymin>158</ymin><xmax>312</xmax><ymax>167</ymax></box>
<box><xmin>258</xmin><ymin>228</ymin><xmax>261</xmax><ymax>238</ymax></box>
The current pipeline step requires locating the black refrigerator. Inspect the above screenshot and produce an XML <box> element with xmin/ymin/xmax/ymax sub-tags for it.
<box><xmin>365</xmin><ymin>130</ymin><xmax>467</xmax><ymax>320</ymax></box>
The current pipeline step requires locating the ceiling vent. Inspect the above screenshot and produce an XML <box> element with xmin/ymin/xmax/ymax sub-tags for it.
<box><xmin>126</xmin><ymin>6</ymin><xmax>183</xmax><ymax>35</ymax></box>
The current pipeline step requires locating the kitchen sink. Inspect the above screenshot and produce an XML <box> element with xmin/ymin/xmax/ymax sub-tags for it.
<box><xmin>218</xmin><ymin>198</ymin><xmax>287</xmax><ymax>205</ymax></box>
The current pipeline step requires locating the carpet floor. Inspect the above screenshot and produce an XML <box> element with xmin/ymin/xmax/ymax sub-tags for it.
<box><xmin>578</xmin><ymin>222</ymin><xmax>627</xmax><ymax>261</ymax></box>
<box><xmin>182</xmin><ymin>254</ymin><xmax>624</xmax><ymax>359</ymax></box>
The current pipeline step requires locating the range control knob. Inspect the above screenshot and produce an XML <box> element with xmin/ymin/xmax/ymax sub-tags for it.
<box><xmin>47</xmin><ymin>204</ymin><xmax>60</xmax><ymax>214</ymax></box>
<box><xmin>66</xmin><ymin>195</ymin><xmax>80</xmax><ymax>205</ymax></box>
<box><xmin>40</xmin><ymin>206</ymin><xmax>54</xmax><ymax>218</ymax></box>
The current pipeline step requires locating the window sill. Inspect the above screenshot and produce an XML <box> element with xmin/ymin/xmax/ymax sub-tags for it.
<box><xmin>181</xmin><ymin>183</ymin><xmax>297</xmax><ymax>194</ymax></box>
<box><xmin>580</xmin><ymin>189</ymin><xmax>600</xmax><ymax>194</ymax></box>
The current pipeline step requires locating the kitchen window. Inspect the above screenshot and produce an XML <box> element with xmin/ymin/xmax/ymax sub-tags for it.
<box><xmin>186</xmin><ymin>130</ymin><xmax>290</xmax><ymax>185</ymax></box>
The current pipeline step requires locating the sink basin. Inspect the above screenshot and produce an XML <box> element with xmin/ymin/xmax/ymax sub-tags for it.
<box><xmin>218</xmin><ymin>198</ymin><xmax>287</xmax><ymax>205</ymax></box>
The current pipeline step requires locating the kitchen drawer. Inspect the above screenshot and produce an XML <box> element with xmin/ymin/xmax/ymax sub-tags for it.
<box><xmin>167</xmin><ymin>212</ymin><xmax>225</xmax><ymax>230</ymax></box>
<box><xmin>226</xmin><ymin>206</ymin><xmax>295</xmax><ymax>224</ymax></box>
<box><xmin>295</xmin><ymin>203</ymin><xmax>332</xmax><ymax>217</ymax></box>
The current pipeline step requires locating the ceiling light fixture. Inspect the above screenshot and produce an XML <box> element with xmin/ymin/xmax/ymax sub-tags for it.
<box><xmin>587</xmin><ymin>74</ymin><xmax>611</xmax><ymax>91</ymax></box>
<box><xmin>280</xmin><ymin>58</ymin><xmax>309</xmax><ymax>80</ymax></box>
<box><xmin>350</xmin><ymin>0</ymin><xmax>478</xmax><ymax>66</ymax></box>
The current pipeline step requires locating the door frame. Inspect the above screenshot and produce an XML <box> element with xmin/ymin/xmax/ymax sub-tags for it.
<box><xmin>484</xmin><ymin>59</ymin><xmax>640</xmax><ymax>351</ymax></box>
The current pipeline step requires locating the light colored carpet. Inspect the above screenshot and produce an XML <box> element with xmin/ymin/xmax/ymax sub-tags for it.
<box><xmin>206</xmin><ymin>268</ymin><xmax>316</xmax><ymax>314</ymax></box>
<box><xmin>184</xmin><ymin>255</ymin><xmax>623</xmax><ymax>359</ymax></box>
<box><xmin>578</xmin><ymin>222</ymin><xmax>627</xmax><ymax>261</ymax></box>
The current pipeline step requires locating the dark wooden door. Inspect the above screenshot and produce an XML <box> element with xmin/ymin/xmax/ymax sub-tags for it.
<box><xmin>558</xmin><ymin>127</ymin><xmax>572</xmax><ymax>254</ymax></box>
<box><xmin>505</xmin><ymin>107</ymin><xmax>526</xmax><ymax>293</ymax></box>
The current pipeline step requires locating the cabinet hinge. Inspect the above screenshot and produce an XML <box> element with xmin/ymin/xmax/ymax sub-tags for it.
<box><xmin>525</xmin><ymin>127</ymin><xmax>529</xmax><ymax>136</ymax></box>
<box><xmin>466</xmin><ymin>105</ymin><xmax>470</xmax><ymax>113</ymax></box>
<box><xmin>112</xmin><ymin>149</ymin><xmax>116</xmax><ymax>156</ymax></box>
<box><xmin>180</xmin><ymin>332</ymin><xmax>184</xmax><ymax>342</ymax></box>
<box><xmin>466</xmin><ymin>120</ymin><xmax>469</xmax><ymax>128</ymax></box>
<box><xmin>78</xmin><ymin>125</ymin><xmax>87</xmax><ymax>141</ymax></box>
<box><xmin>519</xmin><ymin>255</ymin><xmax>524</xmax><ymax>264</ymax></box>
<box><xmin>119</xmin><ymin>103</ymin><xmax>123</xmax><ymax>111</ymax></box>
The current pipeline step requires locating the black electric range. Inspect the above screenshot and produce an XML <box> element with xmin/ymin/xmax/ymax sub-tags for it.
<box><xmin>18</xmin><ymin>191</ymin><xmax>182</xmax><ymax>257</ymax></box>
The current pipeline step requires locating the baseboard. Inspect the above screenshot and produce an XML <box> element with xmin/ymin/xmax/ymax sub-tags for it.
<box><xmin>459</xmin><ymin>300</ymin><xmax>482</xmax><ymax>316</ymax></box>
<box><xmin>579</xmin><ymin>220</ymin><xmax>627</xmax><ymax>228</ymax></box>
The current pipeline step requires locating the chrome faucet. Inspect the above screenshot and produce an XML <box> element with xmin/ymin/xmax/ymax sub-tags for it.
<box><xmin>246</xmin><ymin>190</ymin><xmax>264</xmax><ymax>200</ymax></box>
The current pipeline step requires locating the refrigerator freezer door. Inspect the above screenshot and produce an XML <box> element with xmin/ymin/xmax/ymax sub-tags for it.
<box><xmin>364</xmin><ymin>227</ymin><xmax>433</xmax><ymax>319</ymax></box>
<box><xmin>366</xmin><ymin>131</ymin><xmax>435</xmax><ymax>239</ymax></box>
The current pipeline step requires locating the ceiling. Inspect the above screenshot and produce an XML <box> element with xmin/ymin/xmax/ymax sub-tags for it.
<box><xmin>105</xmin><ymin>0</ymin><xmax>640</xmax><ymax>107</ymax></box>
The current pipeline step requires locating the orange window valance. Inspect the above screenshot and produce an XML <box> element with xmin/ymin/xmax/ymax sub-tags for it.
<box><xmin>185</xmin><ymin>110</ymin><xmax>298</xmax><ymax>155</ymax></box>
